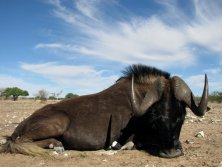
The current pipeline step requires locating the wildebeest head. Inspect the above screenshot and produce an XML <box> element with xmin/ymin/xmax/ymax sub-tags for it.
<box><xmin>124</xmin><ymin>64</ymin><xmax>208</xmax><ymax>158</ymax></box>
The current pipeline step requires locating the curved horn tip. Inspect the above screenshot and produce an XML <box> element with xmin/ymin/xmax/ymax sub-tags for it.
<box><xmin>173</xmin><ymin>74</ymin><xmax>208</xmax><ymax>117</ymax></box>
<box><xmin>197</xmin><ymin>73</ymin><xmax>209</xmax><ymax>116</ymax></box>
<box><xmin>204</xmin><ymin>74</ymin><xmax>208</xmax><ymax>83</ymax></box>
<box><xmin>204</xmin><ymin>73</ymin><xmax>209</xmax><ymax>95</ymax></box>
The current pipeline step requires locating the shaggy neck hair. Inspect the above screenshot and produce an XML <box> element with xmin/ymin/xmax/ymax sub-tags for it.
<box><xmin>118</xmin><ymin>64</ymin><xmax>170</xmax><ymax>83</ymax></box>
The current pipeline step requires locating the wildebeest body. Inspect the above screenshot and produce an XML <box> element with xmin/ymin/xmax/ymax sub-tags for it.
<box><xmin>10</xmin><ymin>79</ymin><xmax>134</xmax><ymax>151</ymax></box>
<box><xmin>0</xmin><ymin>64</ymin><xmax>208</xmax><ymax>158</ymax></box>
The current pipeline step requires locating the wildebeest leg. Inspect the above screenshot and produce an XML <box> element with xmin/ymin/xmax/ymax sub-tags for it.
<box><xmin>117</xmin><ymin>117</ymin><xmax>136</xmax><ymax>145</ymax></box>
<box><xmin>0</xmin><ymin>111</ymin><xmax>70</xmax><ymax>156</ymax></box>
<box><xmin>111</xmin><ymin>117</ymin><xmax>136</xmax><ymax>150</ymax></box>
<box><xmin>120</xmin><ymin>141</ymin><xmax>135</xmax><ymax>150</ymax></box>
<box><xmin>34</xmin><ymin>138</ymin><xmax>65</xmax><ymax>153</ymax></box>
<box><xmin>12</xmin><ymin>111</ymin><xmax>70</xmax><ymax>152</ymax></box>
<box><xmin>34</xmin><ymin>138</ymin><xmax>63</xmax><ymax>148</ymax></box>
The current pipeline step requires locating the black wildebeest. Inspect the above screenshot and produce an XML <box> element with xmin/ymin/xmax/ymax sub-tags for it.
<box><xmin>0</xmin><ymin>64</ymin><xmax>208</xmax><ymax>158</ymax></box>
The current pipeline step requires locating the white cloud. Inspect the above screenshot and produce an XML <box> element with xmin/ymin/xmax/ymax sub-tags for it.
<box><xmin>0</xmin><ymin>62</ymin><xmax>119</xmax><ymax>96</ymax></box>
<box><xmin>38</xmin><ymin>0</ymin><xmax>222</xmax><ymax>69</ymax></box>
<box><xmin>0</xmin><ymin>74</ymin><xmax>62</xmax><ymax>97</ymax></box>
<box><xmin>35</xmin><ymin>43</ymin><xmax>64</xmax><ymax>49</ymax></box>
<box><xmin>184</xmin><ymin>74</ymin><xmax>208</xmax><ymax>96</ymax></box>
<box><xmin>185</xmin><ymin>1</ymin><xmax>222</xmax><ymax>53</ymax></box>
<box><xmin>186</xmin><ymin>74</ymin><xmax>206</xmax><ymax>89</ymax></box>
<box><xmin>0</xmin><ymin>75</ymin><xmax>26</xmax><ymax>88</ymax></box>
<box><xmin>185</xmin><ymin>73</ymin><xmax>222</xmax><ymax>95</ymax></box>
<box><xmin>186</xmin><ymin>20</ymin><xmax>222</xmax><ymax>53</ymax></box>
<box><xmin>204</xmin><ymin>68</ymin><xmax>221</xmax><ymax>75</ymax></box>
<box><xmin>21</xmin><ymin>62</ymin><xmax>98</xmax><ymax>77</ymax></box>
<box><xmin>75</xmin><ymin>0</ymin><xmax>100</xmax><ymax>20</ymax></box>
<box><xmin>35</xmin><ymin>16</ymin><xmax>195</xmax><ymax>68</ymax></box>
<box><xmin>193</xmin><ymin>0</ymin><xmax>222</xmax><ymax>22</ymax></box>
<box><xmin>20</xmin><ymin>62</ymin><xmax>119</xmax><ymax>95</ymax></box>
<box><xmin>32</xmin><ymin>0</ymin><xmax>222</xmax><ymax>95</ymax></box>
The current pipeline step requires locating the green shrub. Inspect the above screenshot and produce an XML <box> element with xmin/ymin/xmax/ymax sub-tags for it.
<box><xmin>2</xmin><ymin>87</ymin><xmax>29</xmax><ymax>101</ymax></box>
<box><xmin>208</xmin><ymin>91</ymin><xmax>222</xmax><ymax>103</ymax></box>
<box><xmin>65</xmin><ymin>93</ymin><xmax>78</xmax><ymax>99</ymax></box>
<box><xmin>48</xmin><ymin>96</ymin><xmax>57</xmax><ymax>100</ymax></box>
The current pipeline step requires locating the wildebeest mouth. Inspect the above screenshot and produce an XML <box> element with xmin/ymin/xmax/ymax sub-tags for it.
<box><xmin>134</xmin><ymin>140</ymin><xmax>184</xmax><ymax>158</ymax></box>
<box><xmin>159</xmin><ymin>148</ymin><xmax>183</xmax><ymax>158</ymax></box>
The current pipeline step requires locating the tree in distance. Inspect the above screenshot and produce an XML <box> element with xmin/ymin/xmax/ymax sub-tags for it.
<box><xmin>2</xmin><ymin>87</ymin><xmax>29</xmax><ymax>101</ymax></box>
<box><xmin>35</xmin><ymin>89</ymin><xmax>48</xmax><ymax>101</ymax></box>
<box><xmin>65</xmin><ymin>93</ymin><xmax>78</xmax><ymax>99</ymax></box>
<box><xmin>49</xmin><ymin>90</ymin><xmax>63</xmax><ymax>100</ymax></box>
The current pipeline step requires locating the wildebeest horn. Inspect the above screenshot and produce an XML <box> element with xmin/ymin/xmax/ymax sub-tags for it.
<box><xmin>131</xmin><ymin>75</ymin><xmax>166</xmax><ymax>116</ymax></box>
<box><xmin>171</xmin><ymin>74</ymin><xmax>208</xmax><ymax>116</ymax></box>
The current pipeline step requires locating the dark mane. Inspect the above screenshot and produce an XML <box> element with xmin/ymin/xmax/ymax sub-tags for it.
<box><xmin>120</xmin><ymin>64</ymin><xmax>170</xmax><ymax>83</ymax></box>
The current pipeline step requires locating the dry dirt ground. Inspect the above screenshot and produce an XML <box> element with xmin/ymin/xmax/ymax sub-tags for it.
<box><xmin>0</xmin><ymin>100</ymin><xmax>221</xmax><ymax>167</ymax></box>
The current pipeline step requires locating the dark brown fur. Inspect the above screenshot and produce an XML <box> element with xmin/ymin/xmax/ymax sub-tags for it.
<box><xmin>0</xmin><ymin>64</ymin><xmax>207</xmax><ymax>158</ymax></box>
<box><xmin>1</xmin><ymin>79</ymin><xmax>135</xmax><ymax>155</ymax></box>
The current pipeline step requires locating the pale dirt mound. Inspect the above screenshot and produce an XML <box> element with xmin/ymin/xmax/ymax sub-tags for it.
<box><xmin>0</xmin><ymin>100</ymin><xmax>221</xmax><ymax>167</ymax></box>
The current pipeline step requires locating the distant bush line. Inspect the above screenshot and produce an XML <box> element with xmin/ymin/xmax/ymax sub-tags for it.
<box><xmin>1</xmin><ymin>87</ymin><xmax>222</xmax><ymax>103</ymax></box>
<box><xmin>0</xmin><ymin>87</ymin><xmax>78</xmax><ymax>101</ymax></box>
<box><xmin>207</xmin><ymin>91</ymin><xmax>222</xmax><ymax>103</ymax></box>
<box><xmin>195</xmin><ymin>91</ymin><xmax>222</xmax><ymax>103</ymax></box>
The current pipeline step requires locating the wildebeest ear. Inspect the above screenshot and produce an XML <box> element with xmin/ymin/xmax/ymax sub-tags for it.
<box><xmin>171</xmin><ymin>74</ymin><xmax>208</xmax><ymax>117</ymax></box>
<box><xmin>131</xmin><ymin>75</ymin><xmax>166</xmax><ymax>116</ymax></box>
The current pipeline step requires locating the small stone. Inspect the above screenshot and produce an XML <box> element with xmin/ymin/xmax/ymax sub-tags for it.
<box><xmin>0</xmin><ymin>138</ymin><xmax>7</xmax><ymax>145</ymax></box>
<box><xmin>39</xmin><ymin>161</ymin><xmax>45</xmax><ymax>166</ymax></box>
<box><xmin>96</xmin><ymin>150</ymin><xmax>117</xmax><ymax>155</ymax></box>
<box><xmin>103</xmin><ymin>159</ymin><xmax>107</xmax><ymax>162</ymax></box>
<box><xmin>51</xmin><ymin>151</ymin><xmax>59</xmax><ymax>156</ymax></box>
<box><xmin>64</xmin><ymin>153</ymin><xmax>68</xmax><ymax>157</ymax></box>
<box><xmin>186</xmin><ymin>115</ymin><xmax>197</xmax><ymax>119</ymax></box>
<box><xmin>54</xmin><ymin>146</ymin><xmax>65</xmax><ymax>153</ymax></box>
<box><xmin>195</xmin><ymin>131</ymin><xmax>205</xmax><ymax>138</ymax></box>
<box><xmin>185</xmin><ymin>139</ymin><xmax>195</xmax><ymax>144</ymax></box>
<box><xmin>198</xmin><ymin>118</ymin><xmax>204</xmax><ymax>122</ymax></box>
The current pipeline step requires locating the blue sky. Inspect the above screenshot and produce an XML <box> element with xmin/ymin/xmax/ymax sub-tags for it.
<box><xmin>0</xmin><ymin>0</ymin><xmax>222</xmax><ymax>97</ymax></box>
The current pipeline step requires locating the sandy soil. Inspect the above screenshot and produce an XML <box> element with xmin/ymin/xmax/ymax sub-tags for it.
<box><xmin>0</xmin><ymin>100</ymin><xmax>221</xmax><ymax>167</ymax></box>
